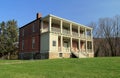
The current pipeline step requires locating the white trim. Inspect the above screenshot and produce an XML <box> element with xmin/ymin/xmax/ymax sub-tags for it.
<box><xmin>49</xmin><ymin>17</ymin><xmax>52</xmax><ymax>32</ymax></box>
<box><xmin>60</xmin><ymin>20</ymin><xmax>63</xmax><ymax>33</ymax></box>
<box><xmin>70</xmin><ymin>23</ymin><xmax>72</xmax><ymax>35</ymax></box>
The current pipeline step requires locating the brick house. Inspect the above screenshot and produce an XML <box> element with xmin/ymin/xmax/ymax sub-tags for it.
<box><xmin>19</xmin><ymin>13</ymin><xmax>94</xmax><ymax>59</ymax></box>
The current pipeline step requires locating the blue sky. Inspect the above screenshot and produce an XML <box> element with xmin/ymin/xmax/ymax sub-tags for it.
<box><xmin>0</xmin><ymin>0</ymin><xmax>120</xmax><ymax>27</ymax></box>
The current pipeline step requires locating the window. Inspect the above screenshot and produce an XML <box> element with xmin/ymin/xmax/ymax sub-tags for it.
<box><xmin>22</xmin><ymin>29</ymin><xmax>24</xmax><ymax>36</ymax></box>
<box><xmin>59</xmin><ymin>53</ymin><xmax>62</xmax><ymax>57</ymax></box>
<box><xmin>22</xmin><ymin>40</ymin><xmax>24</xmax><ymax>50</ymax></box>
<box><xmin>32</xmin><ymin>37</ymin><xmax>35</xmax><ymax>49</ymax></box>
<box><xmin>53</xmin><ymin>41</ymin><xmax>56</xmax><ymax>46</ymax></box>
<box><xmin>32</xmin><ymin>22</ymin><xmax>35</xmax><ymax>32</ymax></box>
<box><xmin>87</xmin><ymin>42</ymin><xmax>92</xmax><ymax>49</ymax></box>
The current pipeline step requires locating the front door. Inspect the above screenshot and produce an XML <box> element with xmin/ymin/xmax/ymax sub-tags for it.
<box><xmin>63</xmin><ymin>42</ymin><xmax>69</xmax><ymax>52</ymax></box>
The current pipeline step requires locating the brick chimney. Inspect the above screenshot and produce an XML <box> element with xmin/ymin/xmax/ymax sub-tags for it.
<box><xmin>36</xmin><ymin>13</ymin><xmax>42</xmax><ymax>19</ymax></box>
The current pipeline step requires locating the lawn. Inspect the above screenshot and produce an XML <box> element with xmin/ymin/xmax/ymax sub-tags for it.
<box><xmin>0</xmin><ymin>57</ymin><xmax>120</xmax><ymax>78</ymax></box>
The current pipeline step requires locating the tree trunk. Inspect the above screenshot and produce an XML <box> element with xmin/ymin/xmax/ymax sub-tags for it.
<box><xmin>7</xmin><ymin>52</ymin><xmax>10</xmax><ymax>60</ymax></box>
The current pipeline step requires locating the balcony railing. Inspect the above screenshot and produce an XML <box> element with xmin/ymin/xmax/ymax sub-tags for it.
<box><xmin>41</xmin><ymin>28</ymin><xmax>48</xmax><ymax>33</ymax></box>
<box><xmin>63</xmin><ymin>29</ymin><xmax>70</xmax><ymax>35</ymax></box>
<box><xmin>80</xmin><ymin>34</ymin><xmax>86</xmax><ymax>39</ymax></box>
<box><xmin>72</xmin><ymin>32</ymin><xmax>79</xmax><ymax>37</ymax></box>
<box><xmin>51</xmin><ymin>27</ymin><xmax>61</xmax><ymax>33</ymax></box>
<box><xmin>87</xmin><ymin>35</ymin><xmax>91</xmax><ymax>40</ymax></box>
<box><xmin>41</xmin><ymin>27</ymin><xmax>92</xmax><ymax>39</ymax></box>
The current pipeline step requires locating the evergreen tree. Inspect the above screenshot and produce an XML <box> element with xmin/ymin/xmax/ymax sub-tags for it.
<box><xmin>0</xmin><ymin>20</ymin><xmax>18</xmax><ymax>59</ymax></box>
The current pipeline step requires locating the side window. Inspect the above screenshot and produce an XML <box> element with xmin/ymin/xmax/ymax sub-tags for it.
<box><xmin>22</xmin><ymin>29</ymin><xmax>24</xmax><ymax>36</ymax></box>
<box><xmin>53</xmin><ymin>41</ymin><xmax>56</xmax><ymax>46</ymax></box>
<box><xmin>22</xmin><ymin>40</ymin><xmax>24</xmax><ymax>50</ymax></box>
<box><xmin>32</xmin><ymin>22</ymin><xmax>35</xmax><ymax>32</ymax></box>
<box><xmin>32</xmin><ymin>37</ymin><xmax>35</xmax><ymax>49</ymax></box>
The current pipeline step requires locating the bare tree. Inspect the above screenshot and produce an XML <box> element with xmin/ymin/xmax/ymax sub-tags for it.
<box><xmin>89</xmin><ymin>15</ymin><xmax>120</xmax><ymax>57</ymax></box>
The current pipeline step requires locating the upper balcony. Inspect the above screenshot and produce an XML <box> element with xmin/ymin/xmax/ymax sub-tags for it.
<box><xmin>41</xmin><ymin>27</ymin><xmax>92</xmax><ymax>40</ymax></box>
<box><xmin>41</xmin><ymin>15</ymin><xmax>93</xmax><ymax>40</ymax></box>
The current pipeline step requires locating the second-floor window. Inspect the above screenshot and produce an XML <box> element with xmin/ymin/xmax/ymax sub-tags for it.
<box><xmin>32</xmin><ymin>22</ymin><xmax>35</xmax><ymax>32</ymax></box>
<box><xmin>22</xmin><ymin>40</ymin><xmax>24</xmax><ymax>50</ymax></box>
<box><xmin>22</xmin><ymin>29</ymin><xmax>24</xmax><ymax>36</ymax></box>
<box><xmin>32</xmin><ymin>37</ymin><xmax>35</xmax><ymax>49</ymax></box>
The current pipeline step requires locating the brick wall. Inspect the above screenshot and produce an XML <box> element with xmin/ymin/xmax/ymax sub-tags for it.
<box><xmin>19</xmin><ymin>19</ymin><xmax>41</xmax><ymax>56</ymax></box>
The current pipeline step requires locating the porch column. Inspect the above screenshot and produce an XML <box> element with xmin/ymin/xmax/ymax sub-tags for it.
<box><xmin>78</xmin><ymin>26</ymin><xmax>80</xmax><ymax>37</ymax></box>
<box><xmin>70</xmin><ymin>23</ymin><xmax>72</xmax><ymax>35</ymax></box>
<box><xmin>60</xmin><ymin>20</ymin><xmax>63</xmax><ymax>33</ymax></box>
<box><xmin>41</xmin><ymin>21</ymin><xmax>43</xmax><ymax>32</ymax></box>
<box><xmin>70</xmin><ymin>37</ymin><xmax>73</xmax><ymax>51</ymax></box>
<box><xmin>85</xmin><ymin>28</ymin><xmax>87</xmax><ymax>39</ymax></box>
<box><xmin>78</xmin><ymin>39</ymin><xmax>80</xmax><ymax>58</ymax></box>
<box><xmin>86</xmin><ymin>40</ymin><xmax>87</xmax><ymax>52</ymax></box>
<box><xmin>78</xmin><ymin>39</ymin><xmax>80</xmax><ymax>52</ymax></box>
<box><xmin>49</xmin><ymin>16</ymin><xmax>52</xmax><ymax>32</ymax></box>
<box><xmin>91</xmin><ymin>29</ymin><xmax>93</xmax><ymax>53</ymax></box>
<box><xmin>92</xmin><ymin>40</ymin><xmax>94</xmax><ymax>53</ymax></box>
<box><xmin>91</xmin><ymin>29</ymin><xmax>92</xmax><ymax>39</ymax></box>
<box><xmin>61</xmin><ymin>36</ymin><xmax>63</xmax><ymax>52</ymax></box>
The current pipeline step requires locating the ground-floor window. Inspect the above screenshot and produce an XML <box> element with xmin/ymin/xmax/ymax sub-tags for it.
<box><xmin>59</xmin><ymin>53</ymin><xmax>62</xmax><ymax>57</ymax></box>
<box><xmin>53</xmin><ymin>40</ymin><xmax>56</xmax><ymax>46</ymax></box>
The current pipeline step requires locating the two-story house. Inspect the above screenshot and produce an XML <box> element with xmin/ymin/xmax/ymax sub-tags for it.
<box><xmin>19</xmin><ymin>13</ymin><xmax>94</xmax><ymax>59</ymax></box>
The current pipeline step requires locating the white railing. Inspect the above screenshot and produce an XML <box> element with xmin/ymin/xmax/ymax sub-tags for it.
<box><xmin>63</xmin><ymin>29</ymin><xmax>70</xmax><ymax>35</ymax></box>
<box><xmin>51</xmin><ymin>27</ymin><xmax>61</xmax><ymax>33</ymax></box>
<box><xmin>87</xmin><ymin>35</ymin><xmax>91</xmax><ymax>40</ymax></box>
<box><xmin>41</xmin><ymin>27</ymin><xmax>92</xmax><ymax>40</ymax></box>
<box><xmin>80</xmin><ymin>34</ymin><xmax>86</xmax><ymax>39</ymax></box>
<box><xmin>71</xmin><ymin>48</ymin><xmax>79</xmax><ymax>52</ymax></box>
<box><xmin>80</xmin><ymin>51</ymin><xmax>88</xmax><ymax>57</ymax></box>
<box><xmin>81</xmin><ymin>49</ymin><xmax>86</xmax><ymax>52</ymax></box>
<box><xmin>72</xmin><ymin>32</ymin><xmax>79</xmax><ymax>37</ymax></box>
<box><xmin>63</xmin><ymin>47</ymin><xmax>70</xmax><ymax>52</ymax></box>
<box><xmin>87</xmin><ymin>49</ymin><xmax>92</xmax><ymax>53</ymax></box>
<box><xmin>58</xmin><ymin>47</ymin><xmax>70</xmax><ymax>52</ymax></box>
<box><xmin>41</xmin><ymin>28</ymin><xmax>48</xmax><ymax>33</ymax></box>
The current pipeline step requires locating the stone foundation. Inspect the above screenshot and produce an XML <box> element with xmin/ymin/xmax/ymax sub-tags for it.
<box><xmin>49</xmin><ymin>52</ymin><xmax>59</xmax><ymax>59</ymax></box>
<box><xmin>19</xmin><ymin>52</ymin><xmax>94</xmax><ymax>59</ymax></box>
<box><xmin>18</xmin><ymin>52</ymin><xmax>40</xmax><ymax>60</ymax></box>
<box><xmin>49</xmin><ymin>52</ymin><xmax>71</xmax><ymax>59</ymax></box>
<box><xmin>40</xmin><ymin>53</ymin><xmax>49</xmax><ymax>59</ymax></box>
<box><xmin>88</xmin><ymin>53</ymin><xmax>94</xmax><ymax>57</ymax></box>
<box><xmin>63</xmin><ymin>53</ymin><xmax>71</xmax><ymax>58</ymax></box>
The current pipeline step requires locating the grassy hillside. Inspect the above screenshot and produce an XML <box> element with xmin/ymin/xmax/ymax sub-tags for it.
<box><xmin>0</xmin><ymin>57</ymin><xmax>120</xmax><ymax>78</ymax></box>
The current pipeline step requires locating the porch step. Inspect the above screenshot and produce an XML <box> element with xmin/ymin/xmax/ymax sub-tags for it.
<box><xmin>71</xmin><ymin>51</ymin><xmax>79</xmax><ymax>58</ymax></box>
<box><xmin>79</xmin><ymin>52</ymin><xmax>88</xmax><ymax>58</ymax></box>
<box><xmin>71</xmin><ymin>51</ymin><xmax>89</xmax><ymax>58</ymax></box>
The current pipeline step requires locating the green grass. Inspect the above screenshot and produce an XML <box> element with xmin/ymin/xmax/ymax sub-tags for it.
<box><xmin>0</xmin><ymin>57</ymin><xmax>120</xmax><ymax>78</ymax></box>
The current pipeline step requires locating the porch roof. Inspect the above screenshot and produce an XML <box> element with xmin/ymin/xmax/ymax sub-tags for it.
<box><xmin>42</xmin><ymin>14</ymin><xmax>93</xmax><ymax>30</ymax></box>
